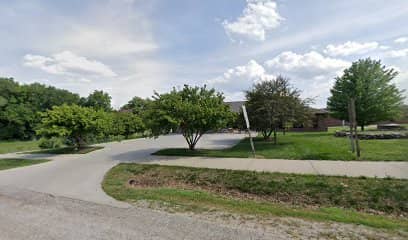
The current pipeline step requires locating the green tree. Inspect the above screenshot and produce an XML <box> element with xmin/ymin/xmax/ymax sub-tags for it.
<box><xmin>246</xmin><ymin>76</ymin><xmax>311</xmax><ymax>143</ymax></box>
<box><xmin>120</xmin><ymin>96</ymin><xmax>151</xmax><ymax>115</ymax></box>
<box><xmin>0</xmin><ymin>78</ymin><xmax>81</xmax><ymax>139</ymax></box>
<box><xmin>327</xmin><ymin>58</ymin><xmax>405</xmax><ymax>131</ymax></box>
<box><xmin>37</xmin><ymin>104</ymin><xmax>110</xmax><ymax>148</ymax></box>
<box><xmin>112</xmin><ymin>112</ymin><xmax>145</xmax><ymax>139</ymax></box>
<box><xmin>146</xmin><ymin>85</ymin><xmax>234</xmax><ymax>150</ymax></box>
<box><xmin>83</xmin><ymin>90</ymin><xmax>112</xmax><ymax>111</ymax></box>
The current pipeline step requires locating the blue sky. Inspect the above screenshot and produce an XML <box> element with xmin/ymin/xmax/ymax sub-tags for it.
<box><xmin>1</xmin><ymin>0</ymin><xmax>408</xmax><ymax>108</ymax></box>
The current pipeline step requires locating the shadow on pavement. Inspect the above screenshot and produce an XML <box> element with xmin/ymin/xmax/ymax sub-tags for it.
<box><xmin>111</xmin><ymin>148</ymin><xmax>161</xmax><ymax>162</ymax></box>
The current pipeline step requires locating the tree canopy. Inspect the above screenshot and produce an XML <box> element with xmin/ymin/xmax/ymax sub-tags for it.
<box><xmin>82</xmin><ymin>90</ymin><xmax>112</xmax><ymax>111</ymax></box>
<box><xmin>111</xmin><ymin>111</ymin><xmax>145</xmax><ymax>139</ymax></box>
<box><xmin>0</xmin><ymin>78</ymin><xmax>80</xmax><ymax>139</ymax></box>
<box><xmin>37</xmin><ymin>104</ymin><xmax>111</xmax><ymax>148</ymax></box>
<box><xmin>146</xmin><ymin>85</ymin><xmax>234</xmax><ymax>150</ymax></box>
<box><xmin>327</xmin><ymin>58</ymin><xmax>405</xmax><ymax>130</ymax></box>
<box><xmin>120</xmin><ymin>96</ymin><xmax>151</xmax><ymax>115</ymax></box>
<box><xmin>246</xmin><ymin>76</ymin><xmax>311</xmax><ymax>143</ymax></box>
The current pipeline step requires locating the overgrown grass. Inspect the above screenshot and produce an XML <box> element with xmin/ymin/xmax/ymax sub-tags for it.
<box><xmin>28</xmin><ymin>146</ymin><xmax>104</xmax><ymax>154</ymax></box>
<box><xmin>154</xmin><ymin>131</ymin><xmax>408</xmax><ymax>161</ymax></box>
<box><xmin>0</xmin><ymin>158</ymin><xmax>49</xmax><ymax>170</ymax></box>
<box><xmin>0</xmin><ymin>140</ymin><xmax>41</xmax><ymax>154</ymax></box>
<box><xmin>103</xmin><ymin>164</ymin><xmax>408</xmax><ymax>231</ymax></box>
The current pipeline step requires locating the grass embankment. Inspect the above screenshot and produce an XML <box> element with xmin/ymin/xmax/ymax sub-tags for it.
<box><xmin>0</xmin><ymin>158</ymin><xmax>49</xmax><ymax>170</ymax></box>
<box><xmin>154</xmin><ymin>131</ymin><xmax>408</xmax><ymax>161</ymax></box>
<box><xmin>103</xmin><ymin>164</ymin><xmax>408</xmax><ymax>230</ymax></box>
<box><xmin>29</xmin><ymin>146</ymin><xmax>104</xmax><ymax>154</ymax></box>
<box><xmin>0</xmin><ymin>140</ymin><xmax>40</xmax><ymax>154</ymax></box>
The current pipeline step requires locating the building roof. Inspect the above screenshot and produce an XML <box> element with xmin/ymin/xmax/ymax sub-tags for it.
<box><xmin>224</xmin><ymin>101</ymin><xmax>246</xmax><ymax>113</ymax></box>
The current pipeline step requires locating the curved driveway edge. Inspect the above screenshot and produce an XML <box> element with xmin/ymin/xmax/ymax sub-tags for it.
<box><xmin>0</xmin><ymin>134</ymin><xmax>245</xmax><ymax>206</ymax></box>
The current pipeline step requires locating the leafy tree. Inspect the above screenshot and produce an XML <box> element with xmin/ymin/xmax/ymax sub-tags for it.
<box><xmin>37</xmin><ymin>104</ymin><xmax>110</xmax><ymax>148</ymax></box>
<box><xmin>327</xmin><ymin>58</ymin><xmax>405</xmax><ymax>130</ymax></box>
<box><xmin>21</xmin><ymin>82</ymin><xmax>80</xmax><ymax>110</ymax></box>
<box><xmin>120</xmin><ymin>96</ymin><xmax>151</xmax><ymax>115</ymax></box>
<box><xmin>0</xmin><ymin>78</ymin><xmax>81</xmax><ymax>139</ymax></box>
<box><xmin>83</xmin><ymin>90</ymin><xmax>112</xmax><ymax>111</ymax></box>
<box><xmin>146</xmin><ymin>85</ymin><xmax>234</xmax><ymax>150</ymax></box>
<box><xmin>246</xmin><ymin>76</ymin><xmax>311</xmax><ymax>143</ymax></box>
<box><xmin>112</xmin><ymin>112</ymin><xmax>145</xmax><ymax>139</ymax></box>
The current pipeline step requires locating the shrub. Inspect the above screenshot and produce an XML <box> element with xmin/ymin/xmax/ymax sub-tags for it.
<box><xmin>38</xmin><ymin>137</ymin><xmax>63</xmax><ymax>149</ymax></box>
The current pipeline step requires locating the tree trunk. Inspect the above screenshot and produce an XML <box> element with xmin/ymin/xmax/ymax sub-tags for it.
<box><xmin>273</xmin><ymin>128</ymin><xmax>277</xmax><ymax>145</ymax></box>
<box><xmin>262</xmin><ymin>131</ymin><xmax>269</xmax><ymax>141</ymax></box>
<box><xmin>184</xmin><ymin>131</ymin><xmax>203</xmax><ymax>151</ymax></box>
<box><xmin>360</xmin><ymin>125</ymin><xmax>364</xmax><ymax>131</ymax></box>
<box><xmin>74</xmin><ymin>136</ymin><xmax>82</xmax><ymax>150</ymax></box>
<box><xmin>188</xmin><ymin>143</ymin><xmax>196</xmax><ymax>150</ymax></box>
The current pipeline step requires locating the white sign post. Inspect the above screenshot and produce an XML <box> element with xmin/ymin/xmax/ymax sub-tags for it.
<box><xmin>242</xmin><ymin>105</ymin><xmax>256</xmax><ymax>157</ymax></box>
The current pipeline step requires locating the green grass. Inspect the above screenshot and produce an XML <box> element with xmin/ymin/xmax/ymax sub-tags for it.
<box><xmin>103</xmin><ymin>164</ymin><xmax>408</xmax><ymax>231</ymax></box>
<box><xmin>0</xmin><ymin>140</ymin><xmax>41</xmax><ymax>154</ymax></box>
<box><xmin>28</xmin><ymin>146</ymin><xmax>104</xmax><ymax>154</ymax></box>
<box><xmin>0</xmin><ymin>158</ymin><xmax>50</xmax><ymax>170</ymax></box>
<box><xmin>154</xmin><ymin>131</ymin><xmax>408</xmax><ymax>161</ymax></box>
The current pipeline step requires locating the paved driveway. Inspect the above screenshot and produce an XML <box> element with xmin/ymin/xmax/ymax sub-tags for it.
<box><xmin>0</xmin><ymin>134</ymin><xmax>245</xmax><ymax>206</ymax></box>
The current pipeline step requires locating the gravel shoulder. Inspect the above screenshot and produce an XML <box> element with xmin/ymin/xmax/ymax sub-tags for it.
<box><xmin>0</xmin><ymin>186</ymin><xmax>405</xmax><ymax>240</ymax></box>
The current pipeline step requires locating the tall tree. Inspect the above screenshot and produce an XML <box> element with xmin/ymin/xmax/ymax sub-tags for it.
<box><xmin>120</xmin><ymin>96</ymin><xmax>151</xmax><ymax>115</ymax></box>
<box><xmin>0</xmin><ymin>78</ymin><xmax>80</xmax><ymax>139</ymax></box>
<box><xmin>327</xmin><ymin>58</ymin><xmax>405</xmax><ymax>131</ymax></box>
<box><xmin>83</xmin><ymin>90</ymin><xmax>112</xmax><ymax>111</ymax></box>
<box><xmin>246</xmin><ymin>76</ymin><xmax>311</xmax><ymax>143</ymax></box>
<box><xmin>146</xmin><ymin>85</ymin><xmax>234</xmax><ymax>150</ymax></box>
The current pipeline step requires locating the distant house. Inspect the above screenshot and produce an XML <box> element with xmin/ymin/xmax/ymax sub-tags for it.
<box><xmin>225</xmin><ymin>101</ymin><xmax>246</xmax><ymax>113</ymax></box>
<box><xmin>225</xmin><ymin>101</ymin><xmax>342</xmax><ymax>132</ymax></box>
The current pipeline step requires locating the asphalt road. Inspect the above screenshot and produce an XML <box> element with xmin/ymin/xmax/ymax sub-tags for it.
<box><xmin>0</xmin><ymin>186</ymin><xmax>274</xmax><ymax>240</ymax></box>
<box><xmin>0</xmin><ymin>186</ymin><xmax>402</xmax><ymax>240</ymax></box>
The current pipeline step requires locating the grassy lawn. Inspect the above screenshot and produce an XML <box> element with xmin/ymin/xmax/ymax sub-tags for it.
<box><xmin>103</xmin><ymin>164</ymin><xmax>408</xmax><ymax>231</ymax></box>
<box><xmin>0</xmin><ymin>158</ymin><xmax>49</xmax><ymax>170</ymax></box>
<box><xmin>0</xmin><ymin>140</ymin><xmax>41</xmax><ymax>154</ymax></box>
<box><xmin>27</xmin><ymin>146</ymin><xmax>104</xmax><ymax>154</ymax></box>
<box><xmin>154</xmin><ymin>131</ymin><xmax>408</xmax><ymax>161</ymax></box>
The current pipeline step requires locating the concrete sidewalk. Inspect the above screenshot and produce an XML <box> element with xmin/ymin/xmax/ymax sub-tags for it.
<box><xmin>146</xmin><ymin>156</ymin><xmax>408</xmax><ymax>179</ymax></box>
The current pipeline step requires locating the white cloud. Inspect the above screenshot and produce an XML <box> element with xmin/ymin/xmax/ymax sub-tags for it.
<box><xmin>324</xmin><ymin>41</ymin><xmax>379</xmax><ymax>56</ymax></box>
<box><xmin>61</xmin><ymin>27</ymin><xmax>158</xmax><ymax>58</ymax></box>
<box><xmin>265</xmin><ymin>51</ymin><xmax>350</xmax><ymax>76</ymax></box>
<box><xmin>207</xmin><ymin>60</ymin><xmax>274</xmax><ymax>92</ymax></box>
<box><xmin>265</xmin><ymin>51</ymin><xmax>351</xmax><ymax>106</ymax></box>
<box><xmin>222</xmin><ymin>0</ymin><xmax>283</xmax><ymax>41</ymax></box>
<box><xmin>208</xmin><ymin>51</ymin><xmax>351</xmax><ymax>107</ymax></box>
<box><xmin>384</xmin><ymin>48</ymin><xmax>408</xmax><ymax>58</ymax></box>
<box><xmin>23</xmin><ymin>51</ymin><xmax>117</xmax><ymax>77</ymax></box>
<box><xmin>394</xmin><ymin>37</ymin><xmax>408</xmax><ymax>44</ymax></box>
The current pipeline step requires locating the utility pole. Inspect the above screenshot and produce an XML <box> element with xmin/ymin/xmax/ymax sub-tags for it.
<box><xmin>242</xmin><ymin>105</ymin><xmax>256</xmax><ymax>157</ymax></box>
<box><xmin>348</xmin><ymin>100</ymin><xmax>355</xmax><ymax>153</ymax></box>
<box><xmin>349</xmin><ymin>98</ymin><xmax>360</xmax><ymax>158</ymax></box>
